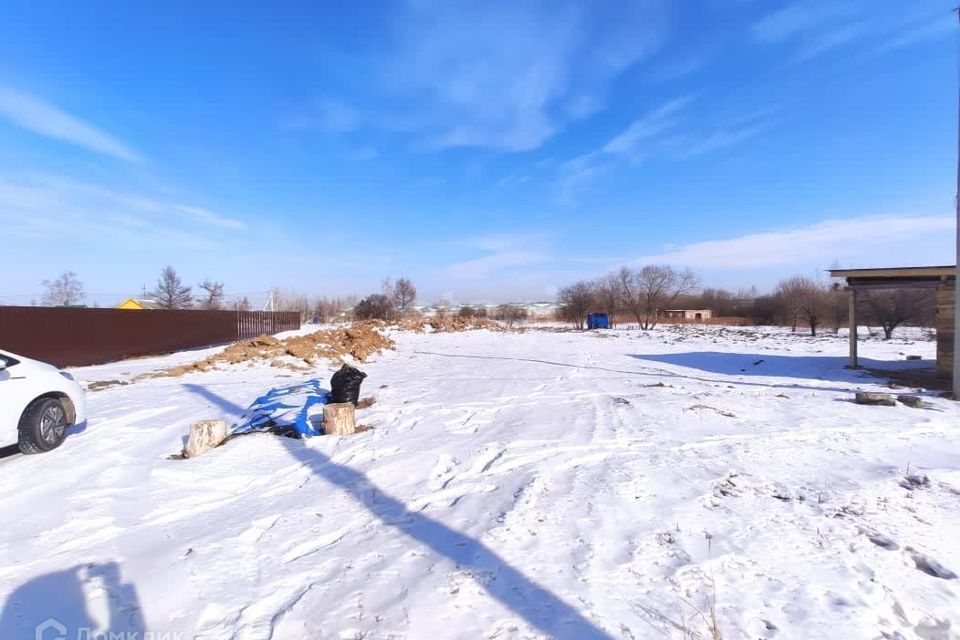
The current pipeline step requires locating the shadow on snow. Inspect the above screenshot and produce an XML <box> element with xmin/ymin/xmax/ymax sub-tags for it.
<box><xmin>183</xmin><ymin>383</ymin><xmax>614</xmax><ymax>640</ymax></box>
<box><xmin>0</xmin><ymin>561</ymin><xmax>145</xmax><ymax>639</ymax></box>
<box><xmin>414</xmin><ymin>349</ymin><xmax>885</xmax><ymax>394</ymax></box>
<box><xmin>628</xmin><ymin>351</ymin><xmax>919</xmax><ymax>382</ymax></box>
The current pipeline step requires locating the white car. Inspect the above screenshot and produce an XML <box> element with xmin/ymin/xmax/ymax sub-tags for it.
<box><xmin>0</xmin><ymin>349</ymin><xmax>87</xmax><ymax>454</ymax></box>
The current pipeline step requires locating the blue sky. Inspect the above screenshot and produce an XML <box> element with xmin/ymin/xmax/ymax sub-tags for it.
<box><xmin>0</xmin><ymin>0</ymin><xmax>956</xmax><ymax>306</ymax></box>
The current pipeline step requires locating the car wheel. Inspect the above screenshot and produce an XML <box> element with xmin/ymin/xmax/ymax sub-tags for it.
<box><xmin>18</xmin><ymin>397</ymin><xmax>69</xmax><ymax>454</ymax></box>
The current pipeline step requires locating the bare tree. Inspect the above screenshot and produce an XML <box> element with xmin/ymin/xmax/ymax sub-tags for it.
<box><xmin>826</xmin><ymin>282</ymin><xmax>847</xmax><ymax>334</ymax></box>
<box><xmin>694</xmin><ymin>288</ymin><xmax>737</xmax><ymax>318</ymax></box>
<box><xmin>861</xmin><ymin>288</ymin><xmax>935</xmax><ymax>339</ymax></box>
<box><xmin>618</xmin><ymin>265</ymin><xmax>698</xmax><ymax>329</ymax></box>
<box><xmin>354</xmin><ymin>294</ymin><xmax>395</xmax><ymax>320</ymax></box>
<box><xmin>150</xmin><ymin>266</ymin><xmax>193</xmax><ymax>309</ymax></box>
<box><xmin>558</xmin><ymin>281</ymin><xmax>595</xmax><ymax>330</ymax></box>
<box><xmin>775</xmin><ymin>276</ymin><xmax>827</xmax><ymax>336</ymax></box>
<box><xmin>435</xmin><ymin>299</ymin><xmax>451</xmax><ymax>321</ymax></box>
<box><xmin>495</xmin><ymin>304</ymin><xmax>528</xmax><ymax>327</ymax></box>
<box><xmin>41</xmin><ymin>272</ymin><xmax>85</xmax><ymax>306</ymax></box>
<box><xmin>237</xmin><ymin>296</ymin><xmax>251</xmax><ymax>311</ymax></box>
<box><xmin>271</xmin><ymin>287</ymin><xmax>312</xmax><ymax>321</ymax></box>
<box><xmin>592</xmin><ymin>273</ymin><xmax>620</xmax><ymax>328</ymax></box>
<box><xmin>393</xmin><ymin>278</ymin><xmax>417</xmax><ymax>313</ymax></box>
<box><xmin>313</xmin><ymin>296</ymin><xmax>356</xmax><ymax>323</ymax></box>
<box><xmin>197</xmin><ymin>279</ymin><xmax>225</xmax><ymax>310</ymax></box>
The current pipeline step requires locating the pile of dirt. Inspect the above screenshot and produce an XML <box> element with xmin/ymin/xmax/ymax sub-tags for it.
<box><xmin>160</xmin><ymin>321</ymin><xmax>395</xmax><ymax>376</ymax></box>
<box><xmin>395</xmin><ymin>315</ymin><xmax>513</xmax><ymax>333</ymax></box>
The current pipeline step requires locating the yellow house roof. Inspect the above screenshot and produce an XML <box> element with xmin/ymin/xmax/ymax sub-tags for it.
<box><xmin>116</xmin><ymin>298</ymin><xmax>162</xmax><ymax>310</ymax></box>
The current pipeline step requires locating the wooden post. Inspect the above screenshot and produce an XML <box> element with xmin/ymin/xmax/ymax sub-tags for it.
<box><xmin>323</xmin><ymin>402</ymin><xmax>356</xmax><ymax>435</ymax></box>
<box><xmin>940</xmin><ymin>280</ymin><xmax>956</xmax><ymax>380</ymax></box>
<box><xmin>184</xmin><ymin>419</ymin><xmax>227</xmax><ymax>458</ymax></box>
<box><xmin>848</xmin><ymin>288</ymin><xmax>858</xmax><ymax>368</ymax></box>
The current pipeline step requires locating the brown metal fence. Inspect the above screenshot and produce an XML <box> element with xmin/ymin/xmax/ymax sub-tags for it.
<box><xmin>0</xmin><ymin>307</ymin><xmax>301</xmax><ymax>368</ymax></box>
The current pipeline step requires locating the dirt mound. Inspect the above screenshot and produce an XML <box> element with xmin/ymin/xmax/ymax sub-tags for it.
<box><xmin>396</xmin><ymin>315</ymin><xmax>513</xmax><ymax>333</ymax></box>
<box><xmin>160</xmin><ymin>321</ymin><xmax>395</xmax><ymax>376</ymax></box>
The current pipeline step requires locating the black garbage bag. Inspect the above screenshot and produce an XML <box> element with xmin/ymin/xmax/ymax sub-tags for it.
<box><xmin>329</xmin><ymin>364</ymin><xmax>367</xmax><ymax>405</ymax></box>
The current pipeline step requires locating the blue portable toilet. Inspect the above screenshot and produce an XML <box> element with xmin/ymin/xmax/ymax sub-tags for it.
<box><xmin>587</xmin><ymin>312</ymin><xmax>609</xmax><ymax>330</ymax></box>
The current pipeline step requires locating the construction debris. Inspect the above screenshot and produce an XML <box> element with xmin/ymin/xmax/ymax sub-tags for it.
<box><xmin>897</xmin><ymin>394</ymin><xmax>925</xmax><ymax>409</ymax></box>
<box><xmin>854</xmin><ymin>392</ymin><xmax>896</xmax><ymax>407</ymax></box>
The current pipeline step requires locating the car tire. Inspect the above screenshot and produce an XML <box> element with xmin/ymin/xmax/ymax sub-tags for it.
<box><xmin>18</xmin><ymin>397</ymin><xmax>68</xmax><ymax>454</ymax></box>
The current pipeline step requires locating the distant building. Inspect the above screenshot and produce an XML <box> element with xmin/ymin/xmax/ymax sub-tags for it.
<box><xmin>663</xmin><ymin>309</ymin><xmax>713</xmax><ymax>321</ymax></box>
<box><xmin>116</xmin><ymin>298</ymin><xmax>163</xmax><ymax>310</ymax></box>
<box><xmin>411</xmin><ymin>301</ymin><xmax>560</xmax><ymax>319</ymax></box>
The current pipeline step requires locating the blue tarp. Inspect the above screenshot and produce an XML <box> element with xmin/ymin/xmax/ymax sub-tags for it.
<box><xmin>230</xmin><ymin>379</ymin><xmax>329</xmax><ymax>438</ymax></box>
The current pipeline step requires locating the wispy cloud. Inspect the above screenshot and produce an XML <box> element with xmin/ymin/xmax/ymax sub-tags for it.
<box><xmin>0</xmin><ymin>86</ymin><xmax>142</xmax><ymax>162</ymax></box>
<box><xmin>631</xmin><ymin>214</ymin><xmax>955</xmax><ymax>269</ymax></box>
<box><xmin>312</xmin><ymin>0</ymin><xmax>672</xmax><ymax>152</ymax></box>
<box><xmin>751</xmin><ymin>3</ymin><xmax>846</xmax><ymax>44</ymax></box>
<box><xmin>752</xmin><ymin>3</ymin><xmax>952</xmax><ymax>64</ymax></box>
<box><xmin>871</xmin><ymin>12</ymin><xmax>955</xmax><ymax>55</ymax></box>
<box><xmin>791</xmin><ymin>22</ymin><xmax>867</xmax><ymax>63</ymax></box>
<box><xmin>446</xmin><ymin>232</ymin><xmax>551</xmax><ymax>278</ymax></box>
<box><xmin>665</xmin><ymin>110</ymin><xmax>775</xmax><ymax>158</ymax></box>
<box><xmin>555</xmin><ymin>97</ymin><xmax>690</xmax><ymax>203</ymax></box>
<box><xmin>0</xmin><ymin>174</ymin><xmax>246</xmax><ymax>243</ymax></box>
<box><xmin>281</xmin><ymin>97</ymin><xmax>361</xmax><ymax>133</ymax></box>
<box><xmin>557</xmin><ymin>97</ymin><xmax>773</xmax><ymax>203</ymax></box>
<box><xmin>602</xmin><ymin>96</ymin><xmax>692</xmax><ymax>157</ymax></box>
<box><xmin>170</xmin><ymin>205</ymin><xmax>246</xmax><ymax>229</ymax></box>
<box><xmin>448</xmin><ymin>251</ymin><xmax>547</xmax><ymax>279</ymax></box>
<box><xmin>555</xmin><ymin>151</ymin><xmax>609</xmax><ymax>205</ymax></box>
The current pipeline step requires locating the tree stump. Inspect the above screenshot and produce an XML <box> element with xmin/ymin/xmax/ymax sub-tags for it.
<box><xmin>323</xmin><ymin>402</ymin><xmax>356</xmax><ymax>435</ymax></box>
<box><xmin>184</xmin><ymin>419</ymin><xmax>228</xmax><ymax>458</ymax></box>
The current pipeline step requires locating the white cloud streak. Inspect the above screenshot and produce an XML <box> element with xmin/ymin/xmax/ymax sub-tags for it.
<box><xmin>447</xmin><ymin>251</ymin><xmax>547</xmax><ymax>279</ymax></box>
<box><xmin>602</xmin><ymin>97</ymin><xmax>691</xmax><ymax>156</ymax></box>
<box><xmin>446</xmin><ymin>232</ymin><xmax>552</xmax><ymax>278</ymax></box>
<box><xmin>631</xmin><ymin>214</ymin><xmax>955</xmax><ymax>269</ymax></box>
<box><xmin>556</xmin><ymin>98</ymin><xmax>774</xmax><ymax>203</ymax></box>
<box><xmin>751</xmin><ymin>4</ymin><xmax>846</xmax><ymax>44</ymax></box>
<box><xmin>0</xmin><ymin>175</ymin><xmax>246</xmax><ymax>243</ymax></box>
<box><xmin>0</xmin><ymin>86</ymin><xmax>142</xmax><ymax>162</ymax></box>
<box><xmin>752</xmin><ymin>3</ymin><xmax>953</xmax><ymax>64</ymax></box>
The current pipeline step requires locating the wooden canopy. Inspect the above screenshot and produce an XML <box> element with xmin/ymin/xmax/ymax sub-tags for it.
<box><xmin>829</xmin><ymin>265</ymin><xmax>956</xmax><ymax>379</ymax></box>
<box><xmin>829</xmin><ymin>266</ymin><xmax>955</xmax><ymax>290</ymax></box>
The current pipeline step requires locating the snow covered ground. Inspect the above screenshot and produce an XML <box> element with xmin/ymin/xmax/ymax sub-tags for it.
<box><xmin>1</xmin><ymin>324</ymin><xmax>957</xmax><ymax>640</ymax></box>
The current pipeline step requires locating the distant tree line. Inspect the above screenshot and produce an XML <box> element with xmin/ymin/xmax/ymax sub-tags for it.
<box><xmin>557</xmin><ymin>267</ymin><xmax>935</xmax><ymax>339</ymax></box>
<box><xmin>34</xmin><ymin>267</ymin><xmax>935</xmax><ymax>340</ymax></box>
